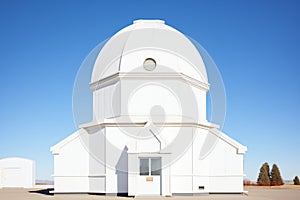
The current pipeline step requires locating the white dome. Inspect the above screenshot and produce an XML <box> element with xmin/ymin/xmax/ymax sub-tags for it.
<box><xmin>91</xmin><ymin>20</ymin><xmax>208</xmax><ymax>84</ymax></box>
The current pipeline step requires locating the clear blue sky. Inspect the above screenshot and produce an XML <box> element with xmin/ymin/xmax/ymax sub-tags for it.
<box><xmin>0</xmin><ymin>0</ymin><xmax>299</xmax><ymax>181</ymax></box>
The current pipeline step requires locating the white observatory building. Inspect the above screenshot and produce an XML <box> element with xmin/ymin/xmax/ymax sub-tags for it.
<box><xmin>51</xmin><ymin>20</ymin><xmax>247</xmax><ymax>196</ymax></box>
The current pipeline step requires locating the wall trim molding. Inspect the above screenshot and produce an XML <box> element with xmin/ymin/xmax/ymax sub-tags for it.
<box><xmin>90</xmin><ymin>72</ymin><xmax>210</xmax><ymax>91</ymax></box>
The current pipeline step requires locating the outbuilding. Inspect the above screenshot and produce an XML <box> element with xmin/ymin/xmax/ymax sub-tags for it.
<box><xmin>0</xmin><ymin>157</ymin><xmax>35</xmax><ymax>188</ymax></box>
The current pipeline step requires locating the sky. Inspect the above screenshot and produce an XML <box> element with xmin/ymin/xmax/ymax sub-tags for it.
<box><xmin>0</xmin><ymin>0</ymin><xmax>299</xmax><ymax>181</ymax></box>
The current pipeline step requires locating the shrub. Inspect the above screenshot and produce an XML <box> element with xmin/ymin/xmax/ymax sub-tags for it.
<box><xmin>294</xmin><ymin>176</ymin><xmax>300</xmax><ymax>185</ymax></box>
<box><xmin>244</xmin><ymin>179</ymin><xmax>257</xmax><ymax>186</ymax></box>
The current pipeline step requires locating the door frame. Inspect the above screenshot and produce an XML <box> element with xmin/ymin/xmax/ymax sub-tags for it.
<box><xmin>128</xmin><ymin>152</ymin><xmax>171</xmax><ymax>196</ymax></box>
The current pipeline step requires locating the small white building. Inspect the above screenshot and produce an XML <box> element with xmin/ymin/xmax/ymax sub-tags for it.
<box><xmin>51</xmin><ymin>20</ymin><xmax>247</xmax><ymax>196</ymax></box>
<box><xmin>0</xmin><ymin>157</ymin><xmax>35</xmax><ymax>188</ymax></box>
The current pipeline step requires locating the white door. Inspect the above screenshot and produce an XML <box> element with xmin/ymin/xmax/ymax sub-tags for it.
<box><xmin>2</xmin><ymin>168</ymin><xmax>22</xmax><ymax>187</ymax></box>
<box><xmin>138</xmin><ymin>157</ymin><xmax>161</xmax><ymax>195</ymax></box>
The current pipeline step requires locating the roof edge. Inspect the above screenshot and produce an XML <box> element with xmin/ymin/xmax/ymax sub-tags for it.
<box><xmin>209</xmin><ymin>128</ymin><xmax>247</xmax><ymax>154</ymax></box>
<box><xmin>0</xmin><ymin>157</ymin><xmax>35</xmax><ymax>162</ymax></box>
<box><xmin>50</xmin><ymin>129</ymin><xmax>84</xmax><ymax>154</ymax></box>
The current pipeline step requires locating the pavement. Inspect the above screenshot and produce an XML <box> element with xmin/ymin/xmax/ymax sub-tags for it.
<box><xmin>0</xmin><ymin>187</ymin><xmax>299</xmax><ymax>200</ymax></box>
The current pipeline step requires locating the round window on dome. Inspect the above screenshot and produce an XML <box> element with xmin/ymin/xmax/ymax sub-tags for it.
<box><xmin>143</xmin><ymin>58</ymin><xmax>156</xmax><ymax>71</ymax></box>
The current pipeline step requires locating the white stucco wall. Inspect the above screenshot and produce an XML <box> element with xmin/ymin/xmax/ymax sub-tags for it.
<box><xmin>0</xmin><ymin>157</ymin><xmax>35</xmax><ymax>188</ymax></box>
<box><xmin>120</xmin><ymin>78</ymin><xmax>207</xmax><ymax>123</ymax></box>
<box><xmin>51</xmin><ymin>125</ymin><xmax>245</xmax><ymax>195</ymax></box>
<box><xmin>52</xmin><ymin>129</ymin><xmax>90</xmax><ymax>193</ymax></box>
<box><xmin>169</xmin><ymin>127</ymin><xmax>245</xmax><ymax>194</ymax></box>
<box><xmin>93</xmin><ymin>82</ymin><xmax>121</xmax><ymax>122</ymax></box>
<box><xmin>207</xmin><ymin>135</ymin><xmax>244</xmax><ymax>193</ymax></box>
<box><xmin>193</xmin><ymin>128</ymin><xmax>244</xmax><ymax>193</ymax></box>
<box><xmin>104</xmin><ymin>126</ymin><xmax>129</xmax><ymax>194</ymax></box>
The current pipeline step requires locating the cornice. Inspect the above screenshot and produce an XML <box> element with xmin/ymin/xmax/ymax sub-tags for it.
<box><xmin>90</xmin><ymin>72</ymin><xmax>210</xmax><ymax>91</ymax></box>
<box><xmin>80</xmin><ymin>121</ymin><xmax>217</xmax><ymax>130</ymax></box>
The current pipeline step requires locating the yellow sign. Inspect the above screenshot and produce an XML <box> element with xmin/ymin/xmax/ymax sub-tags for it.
<box><xmin>146</xmin><ymin>177</ymin><xmax>153</xmax><ymax>182</ymax></box>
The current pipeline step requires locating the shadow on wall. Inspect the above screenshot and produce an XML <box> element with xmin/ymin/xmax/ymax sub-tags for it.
<box><xmin>29</xmin><ymin>188</ymin><xmax>54</xmax><ymax>196</ymax></box>
<box><xmin>116</xmin><ymin>146</ymin><xmax>128</xmax><ymax>196</ymax></box>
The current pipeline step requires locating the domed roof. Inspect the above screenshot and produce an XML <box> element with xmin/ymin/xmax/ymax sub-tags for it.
<box><xmin>91</xmin><ymin>20</ymin><xmax>208</xmax><ymax>84</ymax></box>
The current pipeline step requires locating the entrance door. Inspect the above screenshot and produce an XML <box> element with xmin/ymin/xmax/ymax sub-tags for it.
<box><xmin>138</xmin><ymin>157</ymin><xmax>161</xmax><ymax>195</ymax></box>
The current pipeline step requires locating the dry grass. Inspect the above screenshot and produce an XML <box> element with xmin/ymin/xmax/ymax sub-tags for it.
<box><xmin>245</xmin><ymin>182</ymin><xmax>300</xmax><ymax>190</ymax></box>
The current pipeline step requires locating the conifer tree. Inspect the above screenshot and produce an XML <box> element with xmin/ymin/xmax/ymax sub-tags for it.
<box><xmin>293</xmin><ymin>176</ymin><xmax>300</xmax><ymax>185</ymax></box>
<box><xmin>270</xmin><ymin>164</ymin><xmax>283</xmax><ymax>186</ymax></box>
<box><xmin>257</xmin><ymin>162</ymin><xmax>271</xmax><ymax>186</ymax></box>
<box><xmin>264</xmin><ymin>162</ymin><xmax>270</xmax><ymax>178</ymax></box>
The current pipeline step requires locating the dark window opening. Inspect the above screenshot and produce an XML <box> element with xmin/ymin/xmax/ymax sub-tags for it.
<box><xmin>139</xmin><ymin>157</ymin><xmax>161</xmax><ymax>176</ymax></box>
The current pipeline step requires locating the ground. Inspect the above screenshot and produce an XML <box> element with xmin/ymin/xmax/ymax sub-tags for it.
<box><xmin>0</xmin><ymin>184</ymin><xmax>299</xmax><ymax>200</ymax></box>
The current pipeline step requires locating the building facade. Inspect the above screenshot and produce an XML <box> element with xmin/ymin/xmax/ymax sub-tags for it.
<box><xmin>51</xmin><ymin>20</ymin><xmax>246</xmax><ymax>196</ymax></box>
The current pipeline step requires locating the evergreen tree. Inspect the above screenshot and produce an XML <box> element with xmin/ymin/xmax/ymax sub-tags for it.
<box><xmin>270</xmin><ymin>164</ymin><xmax>284</xmax><ymax>186</ymax></box>
<box><xmin>294</xmin><ymin>176</ymin><xmax>300</xmax><ymax>185</ymax></box>
<box><xmin>264</xmin><ymin>162</ymin><xmax>271</xmax><ymax>178</ymax></box>
<box><xmin>257</xmin><ymin>162</ymin><xmax>271</xmax><ymax>186</ymax></box>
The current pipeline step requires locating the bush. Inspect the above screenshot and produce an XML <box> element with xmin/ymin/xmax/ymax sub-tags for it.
<box><xmin>244</xmin><ymin>179</ymin><xmax>257</xmax><ymax>186</ymax></box>
<box><xmin>294</xmin><ymin>176</ymin><xmax>300</xmax><ymax>185</ymax></box>
<box><xmin>257</xmin><ymin>162</ymin><xmax>271</xmax><ymax>186</ymax></box>
<box><xmin>270</xmin><ymin>164</ymin><xmax>283</xmax><ymax>186</ymax></box>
